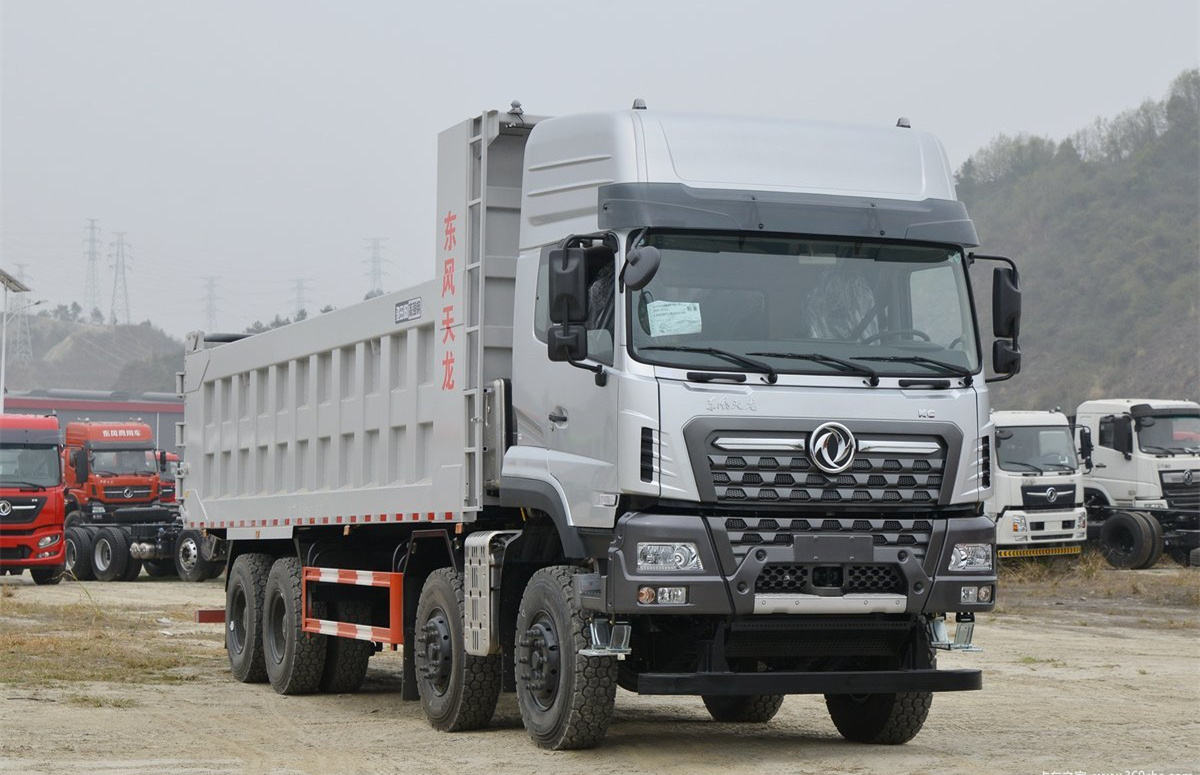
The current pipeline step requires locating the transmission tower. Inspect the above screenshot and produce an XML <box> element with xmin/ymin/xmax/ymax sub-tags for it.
<box><xmin>83</xmin><ymin>218</ymin><xmax>102</xmax><ymax>315</ymax></box>
<box><xmin>11</xmin><ymin>264</ymin><xmax>33</xmax><ymax>363</ymax></box>
<box><xmin>292</xmin><ymin>278</ymin><xmax>310</xmax><ymax>319</ymax></box>
<box><xmin>202</xmin><ymin>277</ymin><xmax>220</xmax><ymax>331</ymax></box>
<box><xmin>109</xmin><ymin>232</ymin><xmax>132</xmax><ymax>325</ymax></box>
<box><xmin>364</xmin><ymin>237</ymin><xmax>389</xmax><ymax>297</ymax></box>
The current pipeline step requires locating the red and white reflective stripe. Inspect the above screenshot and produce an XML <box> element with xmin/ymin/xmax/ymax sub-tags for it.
<box><xmin>310</xmin><ymin>567</ymin><xmax>390</xmax><ymax>588</ymax></box>
<box><xmin>201</xmin><ymin>511</ymin><xmax>459</xmax><ymax>528</ymax></box>
<box><xmin>307</xmin><ymin>617</ymin><xmax>390</xmax><ymax>643</ymax></box>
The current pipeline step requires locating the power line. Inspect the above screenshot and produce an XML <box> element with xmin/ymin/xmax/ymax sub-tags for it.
<box><xmin>109</xmin><ymin>231</ymin><xmax>132</xmax><ymax>325</ymax></box>
<box><xmin>83</xmin><ymin>218</ymin><xmax>102</xmax><ymax>314</ymax></box>
<box><xmin>202</xmin><ymin>277</ymin><xmax>220</xmax><ymax>331</ymax></box>
<box><xmin>364</xmin><ymin>237</ymin><xmax>389</xmax><ymax>297</ymax></box>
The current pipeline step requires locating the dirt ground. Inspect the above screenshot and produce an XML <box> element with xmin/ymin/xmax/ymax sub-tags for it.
<box><xmin>1</xmin><ymin>561</ymin><xmax>1197</xmax><ymax>775</ymax></box>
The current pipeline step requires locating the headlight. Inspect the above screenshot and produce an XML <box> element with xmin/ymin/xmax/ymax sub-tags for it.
<box><xmin>1010</xmin><ymin>515</ymin><xmax>1028</xmax><ymax>533</ymax></box>
<box><xmin>37</xmin><ymin>534</ymin><xmax>61</xmax><ymax>548</ymax></box>
<box><xmin>636</xmin><ymin>542</ymin><xmax>703</xmax><ymax>572</ymax></box>
<box><xmin>949</xmin><ymin>543</ymin><xmax>993</xmax><ymax>572</ymax></box>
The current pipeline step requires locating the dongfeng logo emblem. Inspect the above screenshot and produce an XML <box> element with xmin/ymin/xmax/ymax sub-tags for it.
<box><xmin>123</xmin><ymin>487</ymin><xmax>135</xmax><ymax>499</ymax></box>
<box><xmin>809</xmin><ymin>422</ymin><xmax>856</xmax><ymax>474</ymax></box>
<box><xmin>1185</xmin><ymin>470</ymin><xmax>1195</xmax><ymax>487</ymax></box>
<box><xmin>1045</xmin><ymin>487</ymin><xmax>1058</xmax><ymax>504</ymax></box>
<box><xmin>0</xmin><ymin>501</ymin><xmax>10</xmax><ymax>516</ymax></box>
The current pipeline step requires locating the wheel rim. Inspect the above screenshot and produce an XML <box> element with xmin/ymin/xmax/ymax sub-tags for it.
<box><xmin>65</xmin><ymin>538</ymin><xmax>77</xmax><ymax>572</ymax></box>
<box><xmin>179</xmin><ymin>537</ymin><xmax>200</xmax><ymax>573</ymax></box>
<box><xmin>95</xmin><ymin>539</ymin><xmax>112</xmax><ymax>572</ymax></box>
<box><xmin>520</xmin><ymin>612</ymin><xmax>561</xmax><ymax>711</ymax></box>
<box><xmin>229</xmin><ymin>583</ymin><xmax>248</xmax><ymax>655</ymax></box>
<box><xmin>266</xmin><ymin>588</ymin><xmax>286</xmax><ymax>665</ymax></box>
<box><xmin>416</xmin><ymin>606</ymin><xmax>453</xmax><ymax>696</ymax></box>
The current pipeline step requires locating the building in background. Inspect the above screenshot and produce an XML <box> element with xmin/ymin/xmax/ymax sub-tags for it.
<box><xmin>4</xmin><ymin>389</ymin><xmax>181</xmax><ymax>455</ymax></box>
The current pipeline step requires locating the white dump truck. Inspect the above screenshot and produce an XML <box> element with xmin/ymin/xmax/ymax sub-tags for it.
<box><xmin>986</xmin><ymin>410</ymin><xmax>1086</xmax><ymax>559</ymax></box>
<box><xmin>1073</xmin><ymin>399</ymin><xmax>1200</xmax><ymax>568</ymax></box>
<box><xmin>179</xmin><ymin>104</ymin><xmax>1021</xmax><ymax>749</ymax></box>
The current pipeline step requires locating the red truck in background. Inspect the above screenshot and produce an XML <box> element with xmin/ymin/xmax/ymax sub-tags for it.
<box><xmin>0</xmin><ymin>414</ymin><xmax>66</xmax><ymax>585</ymax></box>
<box><xmin>61</xmin><ymin>420</ymin><xmax>217</xmax><ymax>582</ymax></box>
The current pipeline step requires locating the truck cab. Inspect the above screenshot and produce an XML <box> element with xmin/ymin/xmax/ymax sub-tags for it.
<box><xmin>986</xmin><ymin>410</ymin><xmax>1086</xmax><ymax>558</ymax></box>
<box><xmin>1074</xmin><ymin>399</ymin><xmax>1200</xmax><ymax>566</ymax></box>
<box><xmin>0</xmin><ymin>414</ymin><xmax>66</xmax><ymax>584</ymax></box>
<box><xmin>62</xmin><ymin>420</ymin><xmax>164</xmax><ymax>525</ymax></box>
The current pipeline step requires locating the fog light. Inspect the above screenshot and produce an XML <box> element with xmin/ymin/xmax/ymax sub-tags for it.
<box><xmin>37</xmin><ymin>534</ymin><xmax>61</xmax><ymax>548</ymax></box>
<box><xmin>637</xmin><ymin>542</ymin><xmax>703</xmax><ymax>572</ymax></box>
<box><xmin>655</xmin><ymin>587</ymin><xmax>688</xmax><ymax>605</ymax></box>
<box><xmin>961</xmin><ymin>586</ymin><xmax>979</xmax><ymax>604</ymax></box>
<box><xmin>949</xmin><ymin>543</ymin><xmax>993</xmax><ymax>572</ymax></box>
<box><xmin>637</xmin><ymin>586</ymin><xmax>656</xmax><ymax>604</ymax></box>
<box><xmin>1011</xmin><ymin>515</ymin><xmax>1027</xmax><ymax>533</ymax></box>
<box><xmin>35</xmin><ymin>551</ymin><xmax>54</xmax><ymax>559</ymax></box>
<box><xmin>978</xmin><ymin>585</ymin><xmax>993</xmax><ymax>603</ymax></box>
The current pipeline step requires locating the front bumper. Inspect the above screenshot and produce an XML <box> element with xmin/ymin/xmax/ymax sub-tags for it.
<box><xmin>0</xmin><ymin>525</ymin><xmax>66</xmax><ymax>569</ymax></box>
<box><xmin>589</xmin><ymin>511</ymin><xmax>997</xmax><ymax>616</ymax></box>
<box><xmin>996</xmin><ymin>507</ymin><xmax>1086</xmax><ymax>553</ymax></box>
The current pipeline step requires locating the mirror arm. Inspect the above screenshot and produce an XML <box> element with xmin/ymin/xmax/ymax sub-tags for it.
<box><xmin>568</xmin><ymin>360</ymin><xmax>608</xmax><ymax>387</ymax></box>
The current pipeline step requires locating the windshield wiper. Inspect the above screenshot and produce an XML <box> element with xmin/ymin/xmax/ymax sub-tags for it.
<box><xmin>748</xmin><ymin>351</ymin><xmax>879</xmax><ymax>387</ymax></box>
<box><xmin>91</xmin><ymin>470</ymin><xmax>118</xmax><ymax>477</ymax></box>
<box><xmin>1042</xmin><ymin>462</ymin><xmax>1075</xmax><ymax>471</ymax></box>
<box><xmin>1140</xmin><ymin>445</ymin><xmax>1176</xmax><ymax>456</ymax></box>
<box><xmin>1004</xmin><ymin>461</ymin><xmax>1044</xmax><ymax>473</ymax></box>
<box><xmin>853</xmin><ymin>355</ymin><xmax>974</xmax><ymax>386</ymax></box>
<box><xmin>641</xmin><ymin>346</ymin><xmax>778</xmax><ymax>384</ymax></box>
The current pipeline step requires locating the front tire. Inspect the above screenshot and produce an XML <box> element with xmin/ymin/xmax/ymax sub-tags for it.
<box><xmin>175</xmin><ymin>530</ymin><xmax>215</xmax><ymax>582</ymax></box>
<box><xmin>262</xmin><ymin>556</ymin><xmax>326</xmax><ymax>694</ymax></box>
<box><xmin>514</xmin><ymin>565</ymin><xmax>617</xmax><ymax>750</ymax></box>
<box><xmin>825</xmin><ymin>692</ymin><xmax>932</xmax><ymax>744</ymax></box>
<box><xmin>703</xmin><ymin>694</ymin><xmax>785</xmax><ymax>723</ymax></box>
<box><xmin>226</xmin><ymin>553</ymin><xmax>273</xmax><ymax>683</ymax></box>
<box><xmin>92</xmin><ymin>527</ymin><xmax>131</xmax><ymax>582</ymax></box>
<box><xmin>414</xmin><ymin>568</ymin><xmax>501</xmax><ymax>731</ymax></box>
<box><xmin>1099</xmin><ymin>511</ymin><xmax>1153</xmax><ymax>569</ymax></box>
<box><xmin>31</xmin><ymin>565</ymin><xmax>65</xmax><ymax>585</ymax></box>
<box><xmin>65</xmin><ymin>527</ymin><xmax>96</xmax><ymax>581</ymax></box>
<box><xmin>1133</xmin><ymin>513</ymin><xmax>1164</xmax><ymax>569</ymax></box>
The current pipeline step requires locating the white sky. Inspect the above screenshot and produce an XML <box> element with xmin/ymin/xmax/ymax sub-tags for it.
<box><xmin>2</xmin><ymin>0</ymin><xmax>1197</xmax><ymax>338</ymax></box>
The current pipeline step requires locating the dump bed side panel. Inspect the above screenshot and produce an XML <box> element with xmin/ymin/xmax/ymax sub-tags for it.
<box><xmin>180</xmin><ymin>283</ymin><xmax>465</xmax><ymax>537</ymax></box>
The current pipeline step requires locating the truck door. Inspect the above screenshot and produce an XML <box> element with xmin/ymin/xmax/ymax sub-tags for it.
<box><xmin>1090</xmin><ymin>415</ymin><xmax>1136</xmax><ymax>505</ymax></box>
<box><xmin>532</xmin><ymin>246</ymin><xmax>622</xmax><ymax>530</ymax></box>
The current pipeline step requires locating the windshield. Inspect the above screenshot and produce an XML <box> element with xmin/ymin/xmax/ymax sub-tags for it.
<box><xmin>90</xmin><ymin>449</ymin><xmax>157</xmax><ymax>476</ymax></box>
<box><xmin>996</xmin><ymin>426</ymin><xmax>1078</xmax><ymax>472</ymax></box>
<box><xmin>626</xmin><ymin>231</ymin><xmax>979</xmax><ymax>378</ymax></box>
<box><xmin>1137</xmin><ymin>414</ymin><xmax>1200</xmax><ymax>454</ymax></box>
<box><xmin>0</xmin><ymin>445</ymin><xmax>61</xmax><ymax>488</ymax></box>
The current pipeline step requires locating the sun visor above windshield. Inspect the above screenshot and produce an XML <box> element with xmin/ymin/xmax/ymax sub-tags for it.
<box><xmin>598</xmin><ymin>183</ymin><xmax>979</xmax><ymax>248</ymax></box>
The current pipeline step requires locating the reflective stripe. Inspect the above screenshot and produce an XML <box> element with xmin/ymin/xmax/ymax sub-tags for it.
<box><xmin>998</xmin><ymin>545</ymin><xmax>1082</xmax><ymax>558</ymax></box>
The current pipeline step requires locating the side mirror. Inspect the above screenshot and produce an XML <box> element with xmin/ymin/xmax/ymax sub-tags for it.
<box><xmin>547</xmin><ymin>247</ymin><xmax>589</xmax><ymax>325</ymax></box>
<box><xmin>1078</xmin><ymin>427</ymin><xmax>1094</xmax><ymax>470</ymax></box>
<box><xmin>158</xmin><ymin>450</ymin><xmax>168</xmax><ymax>472</ymax></box>
<box><xmin>991</xmin><ymin>339</ymin><xmax>1021</xmax><ymax>377</ymax></box>
<box><xmin>621</xmin><ymin>245</ymin><xmax>661</xmax><ymax>291</ymax></box>
<box><xmin>992</xmin><ymin>266</ymin><xmax>1021</xmax><ymax>339</ymax></box>
<box><xmin>1113</xmin><ymin>416</ymin><xmax>1133</xmax><ymax>459</ymax></box>
<box><xmin>547</xmin><ymin>324</ymin><xmax>588</xmax><ymax>363</ymax></box>
<box><xmin>72</xmin><ymin>450</ymin><xmax>89</xmax><ymax>485</ymax></box>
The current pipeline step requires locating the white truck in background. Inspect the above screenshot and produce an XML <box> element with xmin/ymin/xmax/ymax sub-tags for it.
<box><xmin>1073</xmin><ymin>399</ymin><xmax>1200</xmax><ymax>568</ymax></box>
<box><xmin>986</xmin><ymin>410</ymin><xmax>1086</xmax><ymax>559</ymax></box>
<box><xmin>179</xmin><ymin>104</ymin><xmax>1022</xmax><ymax>750</ymax></box>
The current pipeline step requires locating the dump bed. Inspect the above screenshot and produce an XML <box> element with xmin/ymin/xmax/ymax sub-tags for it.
<box><xmin>179</xmin><ymin>109</ymin><xmax>538</xmax><ymax>539</ymax></box>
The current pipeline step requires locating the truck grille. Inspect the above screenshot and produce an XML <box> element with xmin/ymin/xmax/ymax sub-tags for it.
<box><xmin>721</xmin><ymin>516</ymin><xmax>934</xmax><ymax>561</ymax></box>
<box><xmin>706</xmin><ymin>437</ymin><xmax>945</xmax><ymax>506</ymax></box>
<box><xmin>103</xmin><ymin>486</ymin><xmax>154</xmax><ymax>501</ymax></box>
<box><xmin>754</xmin><ymin>563</ymin><xmax>904</xmax><ymax>595</ymax></box>
<box><xmin>0</xmin><ymin>497</ymin><xmax>45</xmax><ymax>525</ymax></box>
<box><xmin>1020</xmin><ymin>485</ymin><xmax>1078</xmax><ymax>511</ymax></box>
<box><xmin>1162</xmin><ymin>479</ymin><xmax>1200</xmax><ymax>513</ymax></box>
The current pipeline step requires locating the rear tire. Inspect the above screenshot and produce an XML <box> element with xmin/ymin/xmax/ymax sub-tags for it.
<box><xmin>120</xmin><ymin>555</ymin><xmax>143</xmax><ymax>581</ymax></box>
<box><xmin>263</xmin><ymin>556</ymin><xmax>326</xmax><ymax>694</ymax></box>
<box><xmin>703</xmin><ymin>694</ymin><xmax>785</xmax><ymax>723</ymax></box>
<box><xmin>316</xmin><ymin>600</ymin><xmax>374</xmax><ymax>694</ymax></box>
<box><xmin>514</xmin><ymin>565</ymin><xmax>617</xmax><ymax>750</ymax></box>
<box><xmin>64</xmin><ymin>510</ymin><xmax>85</xmax><ymax>530</ymax></box>
<box><xmin>31</xmin><ymin>565</ymin><xmax>65</xmax><ymax>585</ymax></box>
<box><xmin>1099</xmin><ymin>511</ymin><xmax>1153</xmax><ymax>569</ymax></box>
<box><xmin>825</xmin><ymin>692</ymin><xmax>932</xmax><ymax>744</ymax></box>
<box><xmin>65</xmin><ymin>527</ymin><xmax>96</xmax><ymax>581</ymax></box>
<box><xmin>92</xmin><ymin>526</ymin><xmax>131</xmax><ymax>582</ymax></box>
<box><xmin>1133</xmin><ymin>513</ymin><xmax>1164</xmax><ymax>569</ymax></box>
<box><xmin>175</xmin><ymin>530</ymin><xmax>215</xmax><ymax>582</ymax></box>
<box><xmin>414</xmin><ymin>568</ymin><xmax>501</xmax><ymax>731</ymax></box>
<box><xmin>227</xmin><ymin>553</ymin><xmax>273</xmax><ymax>683</ymax></box>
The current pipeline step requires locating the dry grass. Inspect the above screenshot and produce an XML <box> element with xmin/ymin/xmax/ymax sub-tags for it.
<box><xmin>0</xmin><ymin>592</ymin><xmax>224</xmax><ymax>687</ymax></box>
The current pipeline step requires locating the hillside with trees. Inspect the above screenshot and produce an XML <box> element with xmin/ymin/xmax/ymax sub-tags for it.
<box><xmin>959</xmin><ymin>69</ymin><xmax>1199</xmax><ymax>410</ymax></box>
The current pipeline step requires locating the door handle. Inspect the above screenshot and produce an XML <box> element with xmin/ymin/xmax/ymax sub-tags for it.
<box><xmin>548</xmin><ymin>410</ymin><xmax>568</xmax><ymax>424</ymax></box>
